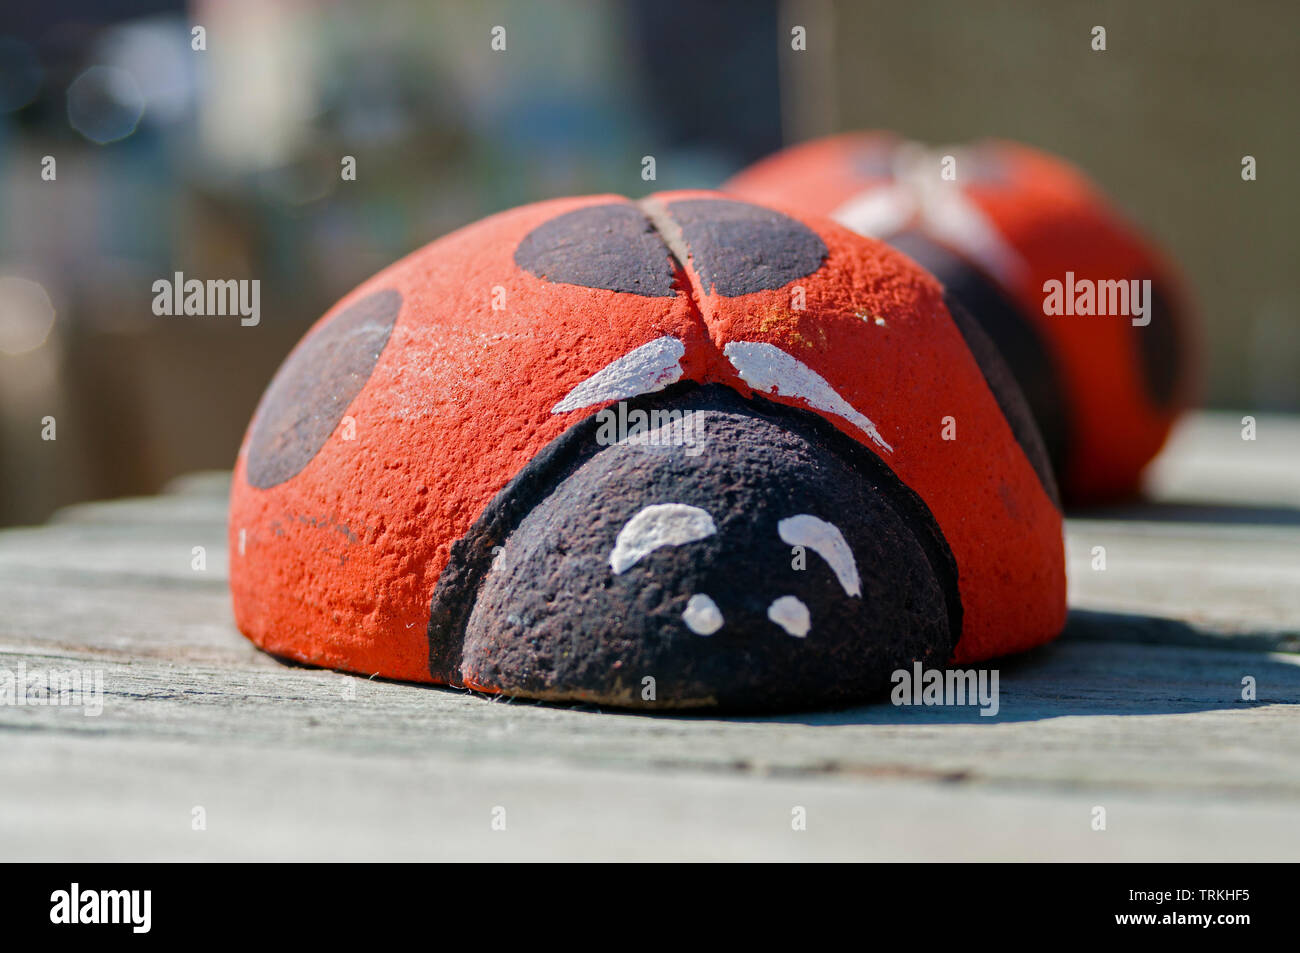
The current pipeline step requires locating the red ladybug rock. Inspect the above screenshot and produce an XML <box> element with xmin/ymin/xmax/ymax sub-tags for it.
<box><xmin>229</xmin><ymin>191</ymin><xmax>1065</xmax><ymax>710</ymax></box>
<box><xmin>725</xmin><ymin>133</ymin><xmax>1198</xmax><ymax>501</ymax></box>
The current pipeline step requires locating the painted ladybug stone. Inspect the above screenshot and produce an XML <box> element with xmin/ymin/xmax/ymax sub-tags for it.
<box><xmin>726</xmin><ymin>133</ymin><xmax>1198</xmax><ymax>502</ymax></box>
<box><xmin>229</xmin><ymin>191</ymin><xmax>1066</xmax><ymax>710</ymax></box>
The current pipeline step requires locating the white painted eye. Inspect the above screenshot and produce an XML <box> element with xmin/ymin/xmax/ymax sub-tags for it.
<box><xmin>552</xmin><ymin>336</ymin><xmax>686</xmax><ymax>413</ymax></box>
<box><xmin>609</xmin><ymin>503</ymin><xmax>717</xmax><ymax>574</ymax></box>
<box><xmin>722</xmin><ymin>340</ymin><xmax>892</xmax><ymax>452</ymax></box>
<box><xmin>768</xmin><ymin>595</ymin><xmax>811</xmax><ymax>637</ymax></box>
<box><xmin>682</xmin><ymin>593</ymin><xmax>724</xmax><ymax>635</ymax></box>
<box><xmin>778</xmin><ymin>514</ymin><xmax>861</xmax><ymax>597</ymax></box>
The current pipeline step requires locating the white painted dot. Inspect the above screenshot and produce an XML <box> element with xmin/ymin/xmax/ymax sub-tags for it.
<box><xmin>609</xmin><ymin>503</ymin><xmax>716</xmax><ymax>574</ymax></box>
<box><xmin>777</xmin><ymin>514</ymin><xmax>861</xmax><ymax>597</ymax></box>
<box><xmin>682</xmin><ymin>593</ymin><xmax>723</xmax><ymax>636</ymax></box>
<box><xmin>767</xmin><ymin>595</ymin><xmax>811</xmax><ymax>638</ymax></box>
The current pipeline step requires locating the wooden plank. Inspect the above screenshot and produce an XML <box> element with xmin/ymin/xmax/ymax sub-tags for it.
<box><xmin>0</xmin><ymin>524</ymin><xmax>228</xmax><ymax>584</ymax></box>
<box><xmin>1</xmin><ymin>639</ymin><xmax>1296</xmax><ymax>860</ymax></box>
<box><xmin>1064</xmin><ymin>520</ymin><xmax>1300</xmax><ymax>641</ymax></box>
<box><xmin>5</xmin><ymin>730</ymin><xmax>1298</xmax><ymax>861</ymax></box>
<box><xmin>2</xmin><ymin>639</ymin><xmax>1297</xmax><ymax>793</ymax></box>
<box><xmin>48</xmin><ymin>495</ymin><xmax>229</xmax><ymax>529</ymax></box>
<box><xmin>0</xmin><ymin>582</ymin><xmax>263</xmax><ymax>665</ymax></box>
<box><xmin>160</xmin><ymin>470</ymin><xmax>233</xmax><ymax>499</ymax></box>
<box><xmin>1</xmin><ymin>411</ymin><xmax>1296</xmax><ymax>859</ymax></box>
<box><xmin>1142</xmin><ymin>412</ymin><xmax>1300</xmax><ymax>509</ymax></box>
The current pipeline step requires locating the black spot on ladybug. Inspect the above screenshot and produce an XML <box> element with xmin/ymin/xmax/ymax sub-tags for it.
<box><xmin>429</xmin><ymin>383</ymin><xmax>960</xmax><ymax>711</ymax></box>
<box><xmin>890</xmin><ymin>231</ymin><xmax>1064</xmax><ymax>507</ymax></box>
<box><xmin>1134</xmin><ymin>283</ymin><xmax>1183</xmax><ymax>409</ymax></box>
<box><xmin>245</xmin><ymin>288</ymin><xmax>401</xmax><ymax>489</ymax></box>
<box><xmin>666</xmin><ymin>198</ymin><xmax>827</xmax><ymax>297</ymax></box>
<box><xmin>514</xmin><ymin>204</ymin><xmax>678</xmax><ymax>297</ymax></box>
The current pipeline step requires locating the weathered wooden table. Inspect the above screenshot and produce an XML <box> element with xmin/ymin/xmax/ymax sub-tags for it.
<box><xmin>2</xmin><ymin>412</ymin><xmax>1297</xmax><ymax>860</ymax></box>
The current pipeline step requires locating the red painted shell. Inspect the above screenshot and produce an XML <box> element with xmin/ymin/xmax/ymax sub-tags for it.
<box><xmin>228</xmin><ymin>190</ymin><xmax>1065</xmax><ymax>684</ymax></box>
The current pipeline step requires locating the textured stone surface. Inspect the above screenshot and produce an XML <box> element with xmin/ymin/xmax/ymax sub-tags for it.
<box><xmin>228</xmin><ymin>190</ymin><xmax>1065</xmax><ymax>703</ymax></box>
<box><xmin>513</xmin><ymin>204</ymin><xmax>678</xmax><ymax>297</ymax></box>
<box><xmin>245</xmin><ymin>288</ymin><xmax>402</xmax><ymax>489</ymax></box>
<box><xmin>664</xmin><ymin>197</ymin><xmax>827</xmax><ymax>296</ymax></box>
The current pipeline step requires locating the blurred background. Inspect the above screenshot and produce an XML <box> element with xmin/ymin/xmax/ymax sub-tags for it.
<box><xmin>0</xmin><ymin>0</ymin><xmax>1295</xmax><ymax>525</ymax></box>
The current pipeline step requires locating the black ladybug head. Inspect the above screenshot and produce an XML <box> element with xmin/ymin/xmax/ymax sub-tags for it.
<box><xmin>428</xmin><ymin>384</ymin><xmax>961</xmax><ymax>710</ymax></box>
